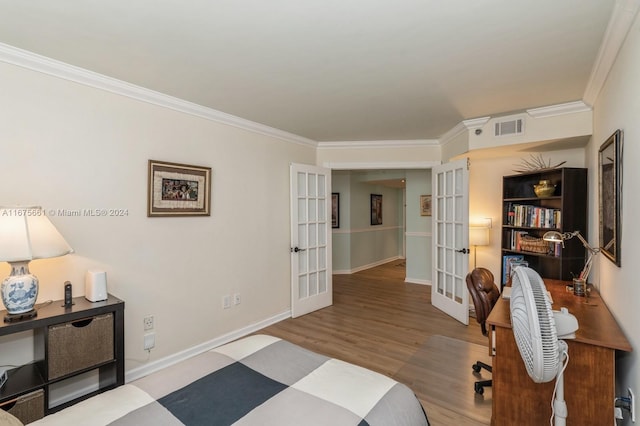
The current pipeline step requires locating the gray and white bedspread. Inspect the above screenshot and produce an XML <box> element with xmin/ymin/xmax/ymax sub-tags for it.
<box><xmin>33</xmin><ymin>334</ymin><xmax>429</xmax><ymax>426</ymax></box>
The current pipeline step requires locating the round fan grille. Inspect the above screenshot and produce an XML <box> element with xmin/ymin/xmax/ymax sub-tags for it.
<box><xmin>509</xmin><ymin>266</ymin><xmax>558</xmax><ymax>383</ymax></box>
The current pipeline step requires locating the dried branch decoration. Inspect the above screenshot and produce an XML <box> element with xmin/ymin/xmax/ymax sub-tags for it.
<box><xmin>513</xmin><ymin>154</ymin><xmax>566</xmax><ymax>173</ymax></box>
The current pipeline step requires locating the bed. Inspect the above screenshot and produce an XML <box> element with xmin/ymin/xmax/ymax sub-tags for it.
<box><xmin>29</xmin><ymin>334</ymin><xmax>430</xmax><ymax>425</ymax></box>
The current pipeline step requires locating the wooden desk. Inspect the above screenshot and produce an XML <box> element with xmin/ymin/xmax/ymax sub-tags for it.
<box><xmin>486</xmin><ymin>279</ymin><xmax>631</xmax><ymax>425</ymax></box>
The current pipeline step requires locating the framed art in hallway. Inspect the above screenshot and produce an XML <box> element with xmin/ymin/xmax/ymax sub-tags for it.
<box><xmin>148</xmin><ymin>160</ymin><xmax>211</xmax><ymax>217</ymax></box>
<box><xmin>420</xmin><ymin>195</ymin><xmax>432</xmax><ymax>216</ymax></box>
<box><xmin>371</xmin><ymin>194</ymin><xmax>382</xmax><ymax>225</ymax></box>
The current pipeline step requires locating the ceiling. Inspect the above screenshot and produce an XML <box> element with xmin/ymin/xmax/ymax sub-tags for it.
<box><xmin>0</xmin><ymin>1</ymin><xmax>616</xmax><ymax>142</ymax></box>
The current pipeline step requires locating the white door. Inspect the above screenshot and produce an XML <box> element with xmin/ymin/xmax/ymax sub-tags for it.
<box><xmin>290</xmin><ymin>163</ymin><xmax>332</xmax><ymax>318</ymax></box>
<box><xmin>431</xmin><ymin>159</ymin><xmax>470</xmax><ymax>324</ymax></box>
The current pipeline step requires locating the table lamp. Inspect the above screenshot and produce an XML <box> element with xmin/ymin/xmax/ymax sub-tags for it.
<box><xmin>542</xmin><ymin>230</ymin><xmax>599</xmax><ymax>281</ymax></box>
<box><xmin>0</xmin><ymin>207</ymin><xmax>73</xmax><ymax>320</ymax></box>
<box><xmin>469</xmin><ymin>225</ymin><xmax>490</xmax><ymax>269</ymax></box>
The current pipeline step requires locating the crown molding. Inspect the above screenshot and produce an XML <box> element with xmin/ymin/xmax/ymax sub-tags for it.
<box><xmin>0</xmin><ymin>43</ymin><xmax>317</xmax><ymax>147</ymax></box>
<box><xmin>323</xmin><ymin>161</ymin><xmax>440</xmax><ymax>170</ymax></box>
<box><xmin>526</xmin><ymin>101</ymin><xmax>592</xmax><ymax>119</ymax></box>
<box><xmin>583</xmin><ymin>0</ymin><xmax>640</xmax><ymax>106</ymax></box>
<box><xmin>439</xmin><ymin>116</ymin><xmax>491</xmax><ymax>146</ymax></box>
<box><xmin>317</xmin><ymin>139</ymin><xmax>438</xmax><ymax>149</ymax></box>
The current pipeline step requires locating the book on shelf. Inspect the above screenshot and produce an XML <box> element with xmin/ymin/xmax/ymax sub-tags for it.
<box><xmin>502</xmin><ymin>254</ymin><xmax>524</xmax><ymax>285</ymax></box>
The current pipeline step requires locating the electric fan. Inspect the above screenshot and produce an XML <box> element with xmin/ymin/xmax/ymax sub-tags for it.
<box><xmin>509</xmin><ymin>267</ymin><xmax>579</xmax><ymax>426</ymax></box>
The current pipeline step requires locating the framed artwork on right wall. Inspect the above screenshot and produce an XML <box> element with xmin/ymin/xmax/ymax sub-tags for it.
<box><xmin>599</xmin><ymin>129</ymin><xmax>622</xmax><ymax>266</ymax></box>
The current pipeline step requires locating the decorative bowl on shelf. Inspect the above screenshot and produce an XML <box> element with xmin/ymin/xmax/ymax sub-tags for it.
<box><xmin>533</xmin><ymin>180</ymin><xmax>556</xmax><ymax>197</ymax></box>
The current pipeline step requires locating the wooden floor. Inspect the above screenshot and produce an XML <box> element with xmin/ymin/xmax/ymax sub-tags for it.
<box><xmin>258</xmin><ymin>261</ymin><xmax>493</xmax><ymax>425</ymax></box>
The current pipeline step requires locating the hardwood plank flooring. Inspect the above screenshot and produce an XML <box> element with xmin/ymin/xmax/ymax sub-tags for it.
<box><xmin>257</xmin><ymin>261</ymin><xmax>493</xmax><ymax>425</ymax></box>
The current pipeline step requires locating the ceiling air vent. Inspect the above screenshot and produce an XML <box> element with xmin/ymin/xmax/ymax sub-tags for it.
<box><xmin>494</xmin><ymin>117</ymin><xmax>524</xmax><ymax>136</ymax></box>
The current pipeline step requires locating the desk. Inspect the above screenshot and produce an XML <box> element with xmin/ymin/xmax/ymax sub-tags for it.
<box><xmin>486</xmin><ymin>280</ymin><xmax>631</xmax><ymax>425</ymax></box>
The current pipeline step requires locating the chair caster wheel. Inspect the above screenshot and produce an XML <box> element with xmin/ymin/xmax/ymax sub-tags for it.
<box><xmin>472</xmin><ymin>363</ymin><xmax>481</xmax><ymax>373</ymax></box>
<box><xmin>474</xmin><ymin>383</ymin><xmax>484</xmax><ymax>395</ymax></box>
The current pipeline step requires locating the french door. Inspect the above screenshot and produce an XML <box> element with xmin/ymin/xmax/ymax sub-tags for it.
<box><xmin>431</xmin><ymin>159</ymin><xmax>470</xmax><ymax>324</ymax></box>
<box><xmin>290</xmin><ymin>163</ymin><xmax>332</xmax><ymax>318</ymax></box>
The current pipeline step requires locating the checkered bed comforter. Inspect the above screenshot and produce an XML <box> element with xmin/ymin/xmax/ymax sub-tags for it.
<box><xmin>32</xmin><ymin>335</ymin><xmax>429</xmax><ymax>426</ymax></box>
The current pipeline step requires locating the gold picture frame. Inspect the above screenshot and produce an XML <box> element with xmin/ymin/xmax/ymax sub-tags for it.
<box><xmin>147</xmin><ymin>160</ymin><xmax>211</xmax><ymax>217</ymax></box>
<box><xmin>420</xmin><ymin>195</ymin><xmax>432</xmax><ymax>216</ymax></box>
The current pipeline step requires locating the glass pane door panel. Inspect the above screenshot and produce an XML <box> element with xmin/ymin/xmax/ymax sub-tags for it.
<box><xmin>455</xmin><ymin>169</ymin><xmax>462</xmax><ymax>194</ymax></box>
<box><xmin>298</xmin><ymin>251</ymin><xmax>307</xmax><ymax>273</ymax></box>
<box><xmin>309</xmin><ymin>248</ymin><xmax>317</xmax><ymax>271</ymax></box>
<box><xmin>308</xmin><ymin>174</ymin><xmax>317</xmax><ymax>197</ymax></box>
<box><xmin>318</xmin><ymin>247</ymin><xmax>326</xmax><ymax>268</ymax></box>
<box><xmin>298</xmin><ymin>225</ymin><xmax>307</xmax><ymax>248</ymax></box>
<box><xmin>309</xmin><ymin>273</ymin><xmax>318</xmax><ymax>296</ymax></box>
<box><xmin>318</xmin><ymin>175</ymin><xmax>325</xmax><ymax>196</ymax></box>
<box><xmin>446</xmin><ymin>171</ymin><xmax>453</xmax><ymax>196</ymax></box>
<box><xmin>298</xmin><ymin>199</ymin><xmax>307</xmax><ymax>222</ymax></box>
<box><xmin>437</xmin><ymin>223</ymin><xmax>444</xmax><ymax>245</ymax></box>
<box><xmin>318</xmin><ymin>224</ymin><xmax>326</xmax><ymax>245</ymax></box>
<box><xmin>455</xmin><ymin>196</ymin><xmax>463</xmax><ymax>221</ymax></box>
<box><xmin>309</xmin><ymin>199</ymin><xmax>317</xmax><ymax>221</ymax></box>
<box><xmin>298</xmin><ymin>173</ymin><xmax>307</xmax><ymax>197</ymax></box>
<box><xmin>319</xmin><ymin>271</ymin><xmax>327</xmax><ymax>293</ymax></box>
<box><xmin>318</xmin><ymin>199</ymin><xmax>326</xmax><ymax>221</ymax></box>
<box><xmin>309</xmin><ymin>224</ymin><xmax>317</xmax><ymax>246</ymax></box>
<box><xmin>445</xmin><ymin>196</ymin><xmax>453</xmax><ymax>221</ymax></box>
<box><xmin>299</xmin><ymin>275</ymin><xmax>308</xmax><ymax>299</ymax></box>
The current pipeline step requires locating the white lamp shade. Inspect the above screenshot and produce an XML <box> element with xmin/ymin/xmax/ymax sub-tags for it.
<box><xmin>469</xmin><ymin>226</ymin><xmax>490</xmax><ymax>246</ymax></box>
<box><xmin>0</xmin><ymin>207</ymin><xmax>73</xmax><ymax>262</ymax></box>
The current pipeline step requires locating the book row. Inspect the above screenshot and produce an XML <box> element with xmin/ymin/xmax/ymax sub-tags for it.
<box><xmin>505</xmin><ymin>204</ymin><xmax>561</xmax><ymax>229</ymax></box>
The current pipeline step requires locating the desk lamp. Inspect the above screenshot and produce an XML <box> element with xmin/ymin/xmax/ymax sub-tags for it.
<box><xmin>542</xmin><ymin>230</ymin><xmax>599</xmax><ymax>281</ymax></box>
<box><xmin>0</xmin><ymin>207</ymin><xmax>73</xmax><ymax>320</ymax></box>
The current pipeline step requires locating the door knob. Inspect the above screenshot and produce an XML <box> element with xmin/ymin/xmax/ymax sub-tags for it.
<box><xmin>291</xmin><ymin>247</ymin><xmax>306</xmax><ymax>253</ymax></box>
<box><xmin>456</xmin><ymin>248</ymin><xmax>469</xmax><ymax>254</ymax></box>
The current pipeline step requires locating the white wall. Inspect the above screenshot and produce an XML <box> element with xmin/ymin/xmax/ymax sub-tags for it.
<box><xmin>0</xmin><ymin>61</ymin><xmax>315</xmax><ymax>369</ymax></box>
<box><xmin>590</xmin><ymin>11</ymin><xmax>640</xmax><ymax>421</ymax></box>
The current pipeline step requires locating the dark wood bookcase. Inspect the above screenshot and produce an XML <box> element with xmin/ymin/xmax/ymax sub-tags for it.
<box><xmin>501</xmin><ymin>167</ymin><xmax>587</xmax><ymax>286</ymax></box>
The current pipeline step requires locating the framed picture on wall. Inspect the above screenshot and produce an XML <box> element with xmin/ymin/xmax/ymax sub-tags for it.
<box><xmin>148</xmin><ymin>160</ymin><xmax>211</xmax><ymax>217</ymax></box>
<box><xmin>371</xmin><ymin>194</ymin><xmax>383</xmax><ymax>225</ymax></box>
<box><xmin>599</xmin><ymin>129</ymin><xmax>622</xmax><ymax>266</ymax></box>
<box><xmin>332</xmin><ymin>193</ymin><xmax>340</xmax><ymax>228</ymax></box>
<box><xmin>420</xmin><ymin>195</ymin><xmax>432</xmax><ymax>216</ymax></box>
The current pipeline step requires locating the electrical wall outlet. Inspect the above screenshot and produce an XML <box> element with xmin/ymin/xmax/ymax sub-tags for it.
<box><xmin>234</xmin><ymin>293</ymin><xmax>241</xmax><ymax>305</ymax></box>
<box><xmin>222</xmin><ymin>295</ymin><xmax>231</xmax><ymax>309</ymax></box>
<box><xmin>143</xmin><ymin>315</ymin><xmax>154</xmax><ymax>331</ymax></box>
<box><xmin>144</xmin><ymin>333</ymin><xmax>155</xmax><ymax>351</ymax></box>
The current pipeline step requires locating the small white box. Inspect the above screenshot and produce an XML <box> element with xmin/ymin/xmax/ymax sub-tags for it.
<box><xmin>85</xmin><ymin>270</ymin><xmax>108</xmax><ymax>302</ymax></box>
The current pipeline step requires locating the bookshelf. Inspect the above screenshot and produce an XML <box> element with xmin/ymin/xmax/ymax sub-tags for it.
<box><xmin>501</xmin><ymin>167</ymin><xmax>587</xmax><ymax>287</ymax></box>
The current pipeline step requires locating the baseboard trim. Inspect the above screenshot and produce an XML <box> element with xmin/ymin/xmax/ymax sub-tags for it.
<box><xmin>405</xmin><ymin>277</ymin><xmax>431</xmax><ymax>285</ymax></box>
<box><xmin>125</xmin><ymin>310</ymin><xmax>291</xmax><ymax>383</ymax></box>
<box><xmin>333</xmin><ymin>256</ymin><xmax>402</xmax><ymax>275</ymax></box>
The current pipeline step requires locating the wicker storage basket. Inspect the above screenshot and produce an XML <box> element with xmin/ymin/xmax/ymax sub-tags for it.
<box><xmin>519</xmin><ymin>236</ymin><xmax>550</xmax><ymax>254</ymax></box>
<box><xmin>47</xmin><ymin>313</ymin><xmax>114</xmax><ymax>379</ymax></box>
<box><xmin>0</xmin><ymin>389</ymin><xmax>44</xmax><ymax>424</ymax></box>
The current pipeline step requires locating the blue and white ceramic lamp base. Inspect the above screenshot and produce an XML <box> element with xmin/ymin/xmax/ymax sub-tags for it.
<box><xmin>1</xmin><ymin>261</ymin><xmax>39</xmax><ymax>314</ymax></box>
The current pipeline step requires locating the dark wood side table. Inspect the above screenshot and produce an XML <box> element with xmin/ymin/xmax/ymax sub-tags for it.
<box><xmin>0</xmin><ymin>295</ymin><xmax>124</xmax><ymax>423</ymax></box>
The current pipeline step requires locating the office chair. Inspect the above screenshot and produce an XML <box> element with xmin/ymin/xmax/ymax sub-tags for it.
<box><xmin>466</xmin><ymin>267</ymin><xmax>500</xmax><ymax>395</ymax></box>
